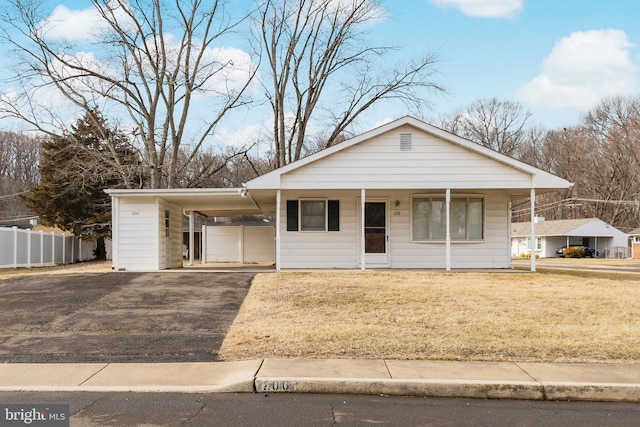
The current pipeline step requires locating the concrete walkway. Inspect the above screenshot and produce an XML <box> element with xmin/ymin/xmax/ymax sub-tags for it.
<box><xmin>1</xmin><ymin>359</ymin><xmax>639</xmax><ymax>402</ymax></box>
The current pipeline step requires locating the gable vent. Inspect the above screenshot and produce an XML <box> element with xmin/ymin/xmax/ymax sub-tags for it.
<box><xmin>400</xmin><ymin>133</ymin><xmax>412</xmax><ymax>151</ymax></box>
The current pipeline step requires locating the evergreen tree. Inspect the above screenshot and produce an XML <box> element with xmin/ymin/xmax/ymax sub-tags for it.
<box><xmin>24</xmin><ymin>109</ymin><xmax>143</xmax><ymax>259</ymax></box>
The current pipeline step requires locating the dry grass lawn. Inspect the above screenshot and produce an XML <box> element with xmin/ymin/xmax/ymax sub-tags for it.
<box><xmin>0</xmin><ymin>261</ymin><xmax>111</xmax><ymax>280</ymax></box>
<box><xmin>219</xmin><ymin>270</ymin><xmax>640</xmax><ymax>363</ymax></box>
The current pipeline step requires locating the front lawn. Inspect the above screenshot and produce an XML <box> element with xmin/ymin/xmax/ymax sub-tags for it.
<box><xmin>219</xmin><ymin>270</ymin><xmax>640</xmax><ymax>362</ymax></box>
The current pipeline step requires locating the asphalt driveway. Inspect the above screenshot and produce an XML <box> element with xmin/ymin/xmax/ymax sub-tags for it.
<box><xmin>0</xmin><ymin>272</ymin><xmax>255</xmax><ymax>363</ymax></box>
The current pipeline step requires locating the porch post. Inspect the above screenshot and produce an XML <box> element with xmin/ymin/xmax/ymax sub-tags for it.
<box><xmin>446</xmin><ymin>188</ymin><xmax>451</xmax><ymax>271</ymax></box>
<box><xmin>361</xmin><ymin>188</ymin><xmax>366</xmax><ymax>271</ymax></box>
<box><xmin>530</xmin><ymin>188</ymin><xmax>536</xmax><ymax>272</ymax></box>
<box><xmin>276</xmin><ymin>190</ymin><xmax>281</xmax><ymax>272</ymax></box>
<box><xmin>188</xmin><ymin>211</ymin><xmax>195</xmax><ymax>266</ymax></box>
<box><xmin>201</xmin><ymin>224</ymin><xmax>207</xmax><ymax>264</ymax></box>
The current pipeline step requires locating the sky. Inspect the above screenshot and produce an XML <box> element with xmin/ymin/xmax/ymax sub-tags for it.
<box><xmin>2</xmin><ymin>0</ymin><xmax>640</xmax><ymax>145</ymax></box>
<box><xmin>380</xmin><ymin>0</ymin><xmax>640</xmax><ymax>129</ymax></box>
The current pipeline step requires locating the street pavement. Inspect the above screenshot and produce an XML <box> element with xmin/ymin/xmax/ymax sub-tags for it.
<box><xmin>1</xmin><ymin>359</ymin><xmax>639</xmax><ymax>402</ymax></box>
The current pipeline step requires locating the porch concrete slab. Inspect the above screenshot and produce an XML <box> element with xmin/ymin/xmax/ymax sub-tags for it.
<box><xmin>78</xmin><ymin>360</ymin><xmax>262</xmax><ymax>392</ymax></box>
<box><xmin>257</xmin><ymin>358</ymin><xmax>391</xmax><ymax>379</ymax></box>
<box><xmin>386</xmin><ymin>360</ymin><xmax>535</xmax><ymax>381</ymax></box>
<box><xmin>0</xmin><ymin>363</ymin><xmax>107</xmax><ymax>388</ymax></box>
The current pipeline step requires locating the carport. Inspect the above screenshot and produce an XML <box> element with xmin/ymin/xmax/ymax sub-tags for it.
<box><xmin>106</xmin><ymin>188</ymin><xmax>278</xmax><ymax>271</ymax></box>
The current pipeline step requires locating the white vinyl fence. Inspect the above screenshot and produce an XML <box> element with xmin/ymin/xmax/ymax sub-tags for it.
<box><xmin>0</xmin><ymin>226</ymin><xmax>101</xmax><ymax>269</ymax></box>
<box><xmin>202</xmin><ymin>226</ymin><xmax>275</xmax><ymax>264</ymax></box>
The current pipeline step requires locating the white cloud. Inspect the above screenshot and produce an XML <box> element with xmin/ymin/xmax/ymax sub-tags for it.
<box><xmin>198</xmin><ymin>47</ymin><xmax>260</xmax><ymax>96</ymax></box>
<box><xmin>516</xmin><ymin>29</ymin><xmax>638</xmax><ymax>110</ymax></box>
<box><xmin>429</xmin><ymin>0</ymin><xmax>522</xmax><ymax>18</ymax></box>
<box><xmin>214</xmin><ymin>123</ymin><xmax>267</xmax><ymax>148</ymax></box>
<box><xmin>39</xmin><ymin>4</ymin><xmax>116</xmax><ymax>42</ymax></box>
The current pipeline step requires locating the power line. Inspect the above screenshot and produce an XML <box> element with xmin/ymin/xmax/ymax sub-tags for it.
<box><xmin>0</xmin><ymin>215</ymin><xmax>38</xmax><ymax>224</ymax></box>
<box><xmin>0</xmin><ymin>190</ymin><xmax>31</xmax><ymax>200</ymax></box>
<box><xmin>511</xmin><ymin>197</ymin><xmax>640</xmax><ymax>215</ymax></box>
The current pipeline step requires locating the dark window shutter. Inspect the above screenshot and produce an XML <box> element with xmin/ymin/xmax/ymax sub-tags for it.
<box><xmin>328</xmin><ymin>200</ymin><xmax>340</xmax><ymax>231</ymax></box>
<box><xmin>286</xmin><ymin>200</ymin><xmax>298</xmax><ymax>231</ymax></box>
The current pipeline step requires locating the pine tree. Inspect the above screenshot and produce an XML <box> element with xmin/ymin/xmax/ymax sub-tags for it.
<box><xmin>24</xmin><ymin>109</ymin><xmax>143</xmax><ymax>259</ymax></box>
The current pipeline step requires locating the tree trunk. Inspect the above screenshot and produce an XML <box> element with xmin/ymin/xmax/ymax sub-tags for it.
<box><xmin>94</xmin><ymin>236</ymin><xmax>107</xmax><ymax>261</ymax></box>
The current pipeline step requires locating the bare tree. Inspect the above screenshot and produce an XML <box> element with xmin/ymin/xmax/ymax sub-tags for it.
<box><xmin>580</xmin><ymin>96</ymin><xmax>640</xmax><ymax>229</ymax></box>
<box><xmin>176</xmin><ymin>145</ymin><xmax>268</xmax><ymax>188</ymax></box>
<box><xmin>0</xmin><ymin>0</ymin><xmax>257</xmax><ymax>188</ymax></box>
<box><xmin>0</xmin><ymin>130</ymin><xmax>41</xmax><ymax>225</ymax></box>
<box><xmin>256</xmin><ymin>0</ymin><xmax>442</xmax><ymax>168</ymax></box>
<box><xmin>440</xmin><ymin>98</ymin><xmax>537</xmax><ymax>156</ymax></box>
<box><xmin>512</xmin><ymin>97</ymin><xmax>640</xmax><ymax>231</ymax></box>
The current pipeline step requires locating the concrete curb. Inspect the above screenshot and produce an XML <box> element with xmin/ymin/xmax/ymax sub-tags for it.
<box><xmin>542</xmin><ymin>382</ymin><xmax>640</xmax><ymax>402</ymax></box>
<box><xmin>1</xmin><ymin>360</ymin><xmax>639</xmax><ymax>402</ymax></box>
<box><xmin>255</xmin><ymin>378</ymin><xmax>640</xmax><ymax>402</ymax></box>
<box><xmin>255</xmin><ymin>377</ymin><xmax>545</xmax><ymax>400</ymax></box>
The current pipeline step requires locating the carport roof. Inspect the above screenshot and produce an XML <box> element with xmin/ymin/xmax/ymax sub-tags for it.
<box><xmin>105</xmin><ymin>188</ymin><xmax>275</xmax><ymax>217</ymax></box>
<box><xmin>511</xmin><ymin>218</ymin><xmax>618</xmax><ymax>238</ymax></box>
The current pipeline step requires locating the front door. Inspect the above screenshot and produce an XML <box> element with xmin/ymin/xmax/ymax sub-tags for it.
<box><xmin>358</xmin><ymin>200</ymin><xmax>389</xmax><ymax>267</ymax></box>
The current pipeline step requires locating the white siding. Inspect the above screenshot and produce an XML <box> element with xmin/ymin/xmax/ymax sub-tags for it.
<box><xmin>115</xmin><ymin>198</ymin><xmax>158</xmax><ymax>270</ymax></box>
<box><xmin>112</xmin><ymin>197</ymin><xmax>182</xmax><ymax>271</ymax></box>
<box><xmin>280</xmin><ymin>190</ymin><xmax>359</xmax><ymax>269</ymax></box>
<box><xmin>280</xmin><ymin>125</ymin><xmax>532</xmax><ymax>190</ymax></box>
<box><xmin>279</xmin><ymin>189</ymin><xmax>512</xmax><ymax>269</ymax></box>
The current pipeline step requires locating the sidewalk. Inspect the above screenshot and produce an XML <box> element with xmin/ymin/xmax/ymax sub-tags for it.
<box><xmin>1</xmin><ymin>359</ymin><xmax>639</xmax><ymax>402</ymax></box>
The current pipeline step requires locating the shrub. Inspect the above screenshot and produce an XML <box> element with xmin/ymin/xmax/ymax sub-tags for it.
<box><xmin>564</xmin><ymin>246</ymin><xmax>584</xmax><ymax>258</ymax></box>
<box><xmin>520</xmin><ymin>253</ymin><xmax>539</xmax><ymax>258</ymax></box>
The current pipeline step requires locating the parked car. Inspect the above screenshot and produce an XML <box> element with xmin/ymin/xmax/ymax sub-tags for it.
<box><xmin>556</xmin><ymin>246</ymin><xmax>596</xmax><ymax>258</ymax></box>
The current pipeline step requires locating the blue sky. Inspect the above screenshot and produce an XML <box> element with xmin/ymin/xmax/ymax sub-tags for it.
<box><xmin>3</xmin><ymin>0</ymin><xmax>639</xmax><ymax>144</ymax></box>
<box><xmin>378</xmin><ymin>0</ymin><xmax>640</xmax><ymax>129</ymax></box>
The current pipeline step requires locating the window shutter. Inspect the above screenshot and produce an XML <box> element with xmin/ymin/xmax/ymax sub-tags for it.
<box><xmin>328</xmin><ymin>200</ymin><xmax>340</xmax><ymax>231</ymax></box>
<box><xmin>286</xmin><ymin>200</ymin><xmax>298</xmax><ymax>231</ymax></box>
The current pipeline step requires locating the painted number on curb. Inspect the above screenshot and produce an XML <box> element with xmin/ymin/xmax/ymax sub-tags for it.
<box><xmin>261</xmin><ymin>381</ymin><xmax>292</xmax><ymax>392</ymax></box>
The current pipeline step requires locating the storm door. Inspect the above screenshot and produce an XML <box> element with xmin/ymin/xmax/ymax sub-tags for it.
<box><xmin>358</xmin><ymin>200</ymin><xmax>389</xmax><ymax>267</ymax></box>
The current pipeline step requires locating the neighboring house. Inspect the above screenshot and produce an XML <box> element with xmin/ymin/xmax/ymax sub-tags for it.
<box><xmin>511</xmin><ymin>218</ymin><xmax>629</xmax><ymax>258</ymax></box>
<box><xmin>630</xmin><ymin>228</ymin><xmax>640</xmax><ymax>259</ymax></box>
<box><xmin>106</xmin><ymin>116</ymin><xmax>571</xmax><ymax>271</ymax></box>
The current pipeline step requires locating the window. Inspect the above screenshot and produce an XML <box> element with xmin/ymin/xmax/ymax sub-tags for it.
<box><xmin>286</xmin><ymin>199</ymin><xmax>340</xmax><ymax>232</ymax></box>
<box><xmin>527</xmin><ymin>237</ymin><xmax>542</xmax><ymax>251</ymax></box>
<box><xmin>411</xmin><ymin>195</ymin><xmax>484</xmax><ymax>241</ymax></box>
<box><xmin>301</xmin><ymin>200</ymin><xmax>326</xmax><ymax>231</ymax></box>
